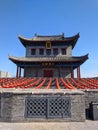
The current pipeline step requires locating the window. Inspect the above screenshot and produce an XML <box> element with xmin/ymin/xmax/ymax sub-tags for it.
<box><xmin>39</xmin><ymin>48</ymin><xmax>44</xmax><ymax>55</ymax></box>
<box><xmin>46</xmin><ymin>49</ymin><xmax>51</xmax><ymax>55</ymax></box>
<box><xmin>61</xmin><ymin>48</ymin><xmax>66</xmax><ymax>55</ymax></box>
<box><xmin>31</xmin><ymin>49</ymin><xmax>36</xmax><ymax>55</ymax></box>
<box><xmin>53</xmin><ymin>48</ymin><xmax>58</xmax><ymax>55</ymax></box>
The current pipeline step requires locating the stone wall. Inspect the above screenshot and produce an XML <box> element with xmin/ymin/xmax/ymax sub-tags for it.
<box><xmin>24</xmin><ymin>67</ymin><xmax>43</xmax><ymax>77</ymax></box>
<box><xmin>26</xmin><ymin>45</ymin><xmax>72</xmax><ymax>57</ymax></box>
<box><xmin>24</xmin><ymin>67</ymin><xmax>71</xmax><ymax>77</ymax></box>
<box><xmin>0</xmin><ymin>89</ymin><xmax>85</xmax><ymax>122</ymax></box>
<box><xmin>0</xmin><ymin>89</ymin><xmax>98</xmax><ymax>122</ymax></box>
<box><xmin>59</xmin><ymin>67</ymin><xmax>71</xmax><ymax>78</ymax></box>
<box><xmin>84</xmin><ymin>90</ymin><xmax>98</xmax><ymax>119</ymax></box>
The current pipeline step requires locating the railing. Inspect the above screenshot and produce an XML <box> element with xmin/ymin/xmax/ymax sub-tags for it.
<box><xmin>55</xmin><ymin>78</ymin><xmax>61</xmax><ymax>89</ymax></box>
<box><xmin>46</xmin><ymin>78</ymin><xmax>52</xmax><ymax>89</ymax></box>
<box><xmin>0</xmin><ymin>77</ymin><xmax>98</xmax><ymax>89</ymax></box>
<box><xmin>60</xmin><ymin>78</ymin><xmax>73</xmax><ymax>89</ymax></box>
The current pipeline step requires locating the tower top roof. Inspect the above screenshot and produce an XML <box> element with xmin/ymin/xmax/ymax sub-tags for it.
<box><xmin>18</xmin><ymin>33</ymin><xmax>80</xmax><ymax>48</ymax></box>
<box><xmin>33</xmin><ymin>33</ymin><xmax>65</xmax><ymax>41</ymax></box>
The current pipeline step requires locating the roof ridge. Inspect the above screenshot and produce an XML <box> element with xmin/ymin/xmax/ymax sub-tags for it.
<box><xmin>34</xmin><ymin>34</ymin><xmax>64</xmax><ymax>38</ymax></box>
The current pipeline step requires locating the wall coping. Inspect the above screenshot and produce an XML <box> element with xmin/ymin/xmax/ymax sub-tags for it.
<box><xmin>0</xmin><ymin>88</ymin><xmax>85</xmax><ymax>95</ymax></box>
<box><xmin>84</xmin><ymin>89</ymin><xmax>98</xmax><ymax>92</ymax></box>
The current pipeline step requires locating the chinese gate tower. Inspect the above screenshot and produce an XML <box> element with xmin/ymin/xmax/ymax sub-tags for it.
<box><xmin>9</xmin><ymin>33</ymin><xmax>88</xmax><ymax>78</ymax></box>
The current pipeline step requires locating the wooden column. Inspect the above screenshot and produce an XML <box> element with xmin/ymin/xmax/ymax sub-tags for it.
<box><xmin>36</xmin><ymin>68</ymin><xmax>38</xmax><ymax>77</ymax></box>
<box><xmin>71</xmin><ymin>70</ymin><xmax>74</xmax><ymax>78</ymax></box>
<box><xmin>16</xmin><ymin>66</ymin><xmax>19</xmax><ymax>78</ymax></box>
<box><xmin>58</xmin><ymin>67</ymin><xmax>60</xmax><ymax>77</ymax></box>
<box><xmin>77</xmin><ymin>66</ymin><xmax>81</xmax><ymax>78</ymax></box>
<box><xmin>19</xmin><ymin>67</ymin><xmax>21</xmax><ymax>78</ymax></box>
<box><xmin>23</xmin><ymin>68</ymin><xmax>25</xmax><ymax>77</ymax></box>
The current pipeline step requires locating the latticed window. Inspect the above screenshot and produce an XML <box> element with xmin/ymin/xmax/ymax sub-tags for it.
<box><xmin>25</xmin><ymin>96</ymin><xmax>71</xmax><ymax>119</ymax></box>
<box><xmin>53</xmin><ymin>48</ymin><xmax>58</xmax><ymax>55</ymax></box>
<box><xmin>46</xmin><ymin>49</ymin><xmax>51</xmax><ymax>55</ymax></box>
<box><xmin>39</xmin><ymin>48</ymin><xmax>44</xmax><ymax>55</ymax></box>
<box><xmin>61</xmin><ymin>48</ymin><xmax>66</xmax><ymax>55</ymax></box>
<box><xmin>31</xmin><ymin>49</ymin><xmax>36</xmax><ymax>55</ymax></box>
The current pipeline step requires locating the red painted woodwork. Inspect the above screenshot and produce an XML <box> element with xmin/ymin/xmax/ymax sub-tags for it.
<box><xmin>44</xmin><ymin>69</ymin><xmax>53</xmax><ymax>77</ymax></box>
<box><xmin>77</xmin><ymin>66</ymin><xmax>81</xmax><ymax>78</ymax></box>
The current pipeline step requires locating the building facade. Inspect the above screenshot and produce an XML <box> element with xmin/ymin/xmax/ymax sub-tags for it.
<box><xmin>9</xmin><ymin>33</ymin><xmax>88</xmax><ymax>78</ymax></box>
<box><xmin>0</xmin><ymin>71</ymin><xmax>11</xmax><ymax>78</ymax></box>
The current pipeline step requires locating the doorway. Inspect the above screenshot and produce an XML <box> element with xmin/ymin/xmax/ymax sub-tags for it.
<box><xmin>44</xmin><ymin>69</ymin><xmax>53</xmax><ymax>77</ymax></box>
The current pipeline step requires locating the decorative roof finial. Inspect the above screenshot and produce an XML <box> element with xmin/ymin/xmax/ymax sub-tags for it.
<box><xmin>34</xmin><ymin>33</ymin><xmax>37</xmax><ymax>36</ymax></box>
<box><xmin>62</xmin><ymin>33</ymin><xmax>64</xmax><ymax>38</ymax></box>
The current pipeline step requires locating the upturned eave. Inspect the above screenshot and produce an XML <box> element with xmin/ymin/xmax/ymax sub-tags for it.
<box><xmin>18</xmin><ymin>33</ymin><xmax>80</xmax><ymax>49</ymax></box>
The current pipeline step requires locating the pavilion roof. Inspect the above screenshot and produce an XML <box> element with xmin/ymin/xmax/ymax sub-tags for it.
<box><xmin>18</xmin><ymin>33</ymin><xmax>80</xmax><ymax>48</ymax></box>
<box><xmin>9</xmin><ymin>54</ymin><xmax>88</xmax><ymax>64</ymax></box>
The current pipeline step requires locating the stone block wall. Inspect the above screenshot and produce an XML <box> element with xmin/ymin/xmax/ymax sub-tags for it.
<box><xmin>70</xmin><ymin>94</ymin><xmax>85</xmax><ymax>121</ymax></box>
<box><xmin>0</xmin><ymin>90</ymin><xmax>85</xmax><ymax>122</ymax></box>
<box><xmin>24</xmin><ymin>67</ymin><xmax>36</xmax><ymax>77</ymax></box>
<box><xmin>26</xmin><ymin>45</ymin><xmax>72</xmax><ymax>57</ymax></box>
<box><xmin>53</xmin><ymin>68</ymin><xmax>59</xmax><ymax>77</ymax></box>
<box><xmin>59</xmin><ymin>67</ymin><xmax>71</xmax><ymax>78</ymax></box>
<box><xmin>24</xmin><ymin>67</ymin><xmax>71</xmax><ymax>77</ymax></box>
<box><xmin>84</xmin><ymin>90</ymin><xmax>98</xmax><ymax>119</ymax></box>
<box><xmin>1</xmin><ymin>93</ymin><xmax>13</xmax><ymax>121</ymax></box>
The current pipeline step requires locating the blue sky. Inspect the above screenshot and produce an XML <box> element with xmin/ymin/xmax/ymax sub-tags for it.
<box><xmin>0</xmin><ymin>0</ymin><xmax>98</xmax><ymax>77</ymax></box>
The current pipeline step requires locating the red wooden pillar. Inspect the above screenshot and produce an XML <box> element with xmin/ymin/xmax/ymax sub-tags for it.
<box><xmin>71</xmin><ymin>67</ymin><xmax>74</xmax><ymax>78</ymax></box>
<box><xmin>71</xmin><ymin>69</ymin><xmax>74</xmax><ymax>78</ymax></box>
<box><xmin>19</xmin><ymin>67</ymin><xmax>21</xmax><ymax>78</ymax></box>
<box><xmin>77</xmin><ymin>66</ymin><xmax>81</xmax><ymax>78</ymax></box>
<box><xmin>23</xmin><ymin>68</ymin><xmax>25</xmax><ymax>77</ymax></box>
<box><xmin>16</xmin><ymin>66</ymin><xmax>19</xmax><ymax>78</ymax></box>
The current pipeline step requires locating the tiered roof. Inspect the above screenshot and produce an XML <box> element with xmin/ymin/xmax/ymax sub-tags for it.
<box><xmin>9</xmin><ymin>55</ymin><xmax>88</xmax><ymax>63</ymax></box>
<box><xmin>9</xmin><ymin>33</ymin><xmax>88</xmax><ymax>69</ymax></box>
<box><xmin>9</xmin><ymin>54</ymin><xmax>88</xmax><ymax>70</ymax></box>
<box><xmin>18</xmin><ymin>33</ymin><xmax>79</xmax><ymax>49</ymax></box>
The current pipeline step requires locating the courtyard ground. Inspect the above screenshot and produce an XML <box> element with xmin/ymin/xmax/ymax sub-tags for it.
<box><xmin>0</xmin><ymin>120</ymin><xmax>98</xmax><ymax>130</ymax></box>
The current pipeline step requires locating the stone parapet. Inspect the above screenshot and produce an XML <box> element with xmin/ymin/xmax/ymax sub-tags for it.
<box><xmin>0</xmin><ymin>89</ymin><xmax>85</xmax><ymax>122</ymax></box>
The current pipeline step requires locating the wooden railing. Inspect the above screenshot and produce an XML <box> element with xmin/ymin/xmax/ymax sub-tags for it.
<box><xmin>0</xmin><ymin>77</ymin><xmax>98</xmax><ymax>89</ymax></box>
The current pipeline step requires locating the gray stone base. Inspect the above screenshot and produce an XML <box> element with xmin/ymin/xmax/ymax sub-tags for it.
<box><xmin>84</xmin><ymin>89</ymin><xmax>98</xmax><ymax>120</ymax></box>
<box><xmin>0</xmin><ymin>89</ymin><xmax>85</xmax><ymax>122</ymax></box>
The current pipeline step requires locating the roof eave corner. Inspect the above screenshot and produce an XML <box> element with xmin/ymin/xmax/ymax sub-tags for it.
<box><xmin>86</xmin><ymin>53</ymin><xmax>89</xmax><ymax>60</ymax></box>
<box><xmin>77</xmin><ymin>32</ymin><xmax>80</xmax><ymax>38</ymax></box>
<box><xmin>18</xmin><ymin>35</ymin><xmax>26</xmax><ymax>47</ymax></box>
<box><xmin>72</xmin><ymin>33</ymin><xmax>80</xmax><ymax>49</ymax></box>
<box><xmin>18</xmin><ymin>34</ymin><xmax>23</xmax><ymax>41</ymax></box>
<box><xmin>8</xmin><ymin>55</ymin><xmax>13</xmax><ymax>61</ymax></box>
